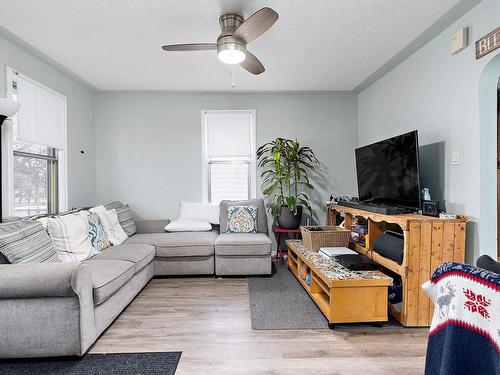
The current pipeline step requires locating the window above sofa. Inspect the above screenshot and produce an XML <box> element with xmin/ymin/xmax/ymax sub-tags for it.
<box><xmin>201</xmin><ymin>110</ymin><xmax>256</xmax><ymax>204</ymax></box>
<box><xmin>4</xmin><ymin>67</ymin><xmax>68</xmax><ymax>217</ymax></box>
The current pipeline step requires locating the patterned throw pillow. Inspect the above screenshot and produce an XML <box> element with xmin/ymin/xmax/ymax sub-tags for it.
<box><xmin>90</xmin><ymin>205</ymin><xmax>128</xmax><ymax>245</ymax></box>
<box><xmin>87</xmin><ymin>213</ymin><xmax>111</xmax><ymax>251</ymax></box>
<box><xmin>0</xmin><ymin>221</ymin><xmax>60</xmax><ymax>264</ymax></box>
<box><xmin>40</xmin><ymin>213</ymin><xmax>98</xmax><ymax>262</ymax></box>
<box><xmin>227</xmin><ymin>205</ymin><xmax>258</xmax><ymax>233</ymax></box>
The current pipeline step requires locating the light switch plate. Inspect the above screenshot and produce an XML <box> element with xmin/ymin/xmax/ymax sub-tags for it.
<box><xmin>451</xmin><ymin>28</ymin><xmax>468</xmax><ymax>55</ymax></box>
<box><xmin>452</xmin><ymin>151</ymin><xmax>460</xmax><ymax>165</ymax></box>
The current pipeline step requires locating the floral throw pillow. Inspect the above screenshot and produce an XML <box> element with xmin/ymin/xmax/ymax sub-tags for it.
<box><xmin>227</xmin><ymin>205</ymin><xmax>257</xmax><ymax>233</ymax></box>
<box><xmin>88</xmin><ymin>213</ymin><xmax>111</xmax><ymax>251</ymax></box>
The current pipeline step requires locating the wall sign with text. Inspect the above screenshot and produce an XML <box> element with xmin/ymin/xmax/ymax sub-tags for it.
<box><xmin>475</xmin><ymin>26</ymin><xmax>500</xmax><ymax>59</ymax></box>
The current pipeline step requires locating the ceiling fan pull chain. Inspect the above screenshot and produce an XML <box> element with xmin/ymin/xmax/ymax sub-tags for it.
<box><xmin>231</xmin><ymin>66</ymin><xmax>235</xmax><ymax>88</ymax></box>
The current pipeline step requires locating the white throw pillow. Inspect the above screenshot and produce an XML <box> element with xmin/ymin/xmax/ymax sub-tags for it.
<box><xmin>178</xmin><ymin>201</ymin><xmax>220</xmax><ymax>224</ymax></box>
<box><xmin>90</xmin><ymin>205</ymin><xmax>128</xmax><ymax>245</ymax></box>
<box><xmin>165</xmin><ymin>220</ymin><xmax>212</xmax><ymax>232</ymax></box>
<box><xmin>40</xmin><ymin>213</ymin><xmax>97</xmax><ymax>262</ymax></box>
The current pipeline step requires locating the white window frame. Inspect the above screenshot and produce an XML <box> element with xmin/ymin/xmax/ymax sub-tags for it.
<box><xmin>2</xmin><ymin>67</ymin><xmax>68</xmax><ymax>217</ymax></box>
<box><xmin>201</xmin><ymin>110</ymin><xmax>257</xmax><ymax>203</ymax></box>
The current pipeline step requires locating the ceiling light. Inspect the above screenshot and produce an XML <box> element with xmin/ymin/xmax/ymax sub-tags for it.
<box><xmin>217</xmin><ymin>37</ymin><xmax>246</xmax><ymax>64</ymax></box>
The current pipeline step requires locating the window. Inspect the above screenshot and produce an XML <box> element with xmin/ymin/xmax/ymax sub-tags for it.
<box><xmin>201</xmin><ymin>110</ymin><xmax>256</xmax><ymax>204</ymax></box>
<box><xmin>3</xmin><ymin>68</ymin><xmax>67</xmax><ymax>217</ymax></box>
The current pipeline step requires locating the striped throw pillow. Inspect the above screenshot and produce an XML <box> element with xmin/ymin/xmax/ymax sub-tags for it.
<box><xmin>104</xmin><ymin>201</ymin><xmax>124</xmax><ymax>211</ymax></box>
<box><xmin>104</xmin><ymin>201</ymin><xmax>136</xmax><ymax>236</ymax></box>
<box><xmin>115</xmin><ymin>205</ymin><xmax>136</xmax><ymax>236</ymax></box>
<box><xmin>0</xmin><ymin>221</ymin><xmax>60</xmax><ymax>264</ymax></box>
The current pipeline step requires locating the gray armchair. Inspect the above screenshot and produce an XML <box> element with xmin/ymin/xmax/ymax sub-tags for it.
<box><xmin>215</xmin><ymin>199</ymin><xmax>272</xmax><ymax>276</ymax></box>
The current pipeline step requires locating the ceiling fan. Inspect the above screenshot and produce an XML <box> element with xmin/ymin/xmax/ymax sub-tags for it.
<box><xmin>161</xmin><ymin>7</ymin><xmax>279</xmax><ymax>75</ymax></box>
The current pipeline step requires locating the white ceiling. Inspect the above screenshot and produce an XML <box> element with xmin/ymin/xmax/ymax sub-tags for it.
<box><xmin>0</xmin><ymin>0</ymin><xmax>460</xmax><ymax>91</ymax></box>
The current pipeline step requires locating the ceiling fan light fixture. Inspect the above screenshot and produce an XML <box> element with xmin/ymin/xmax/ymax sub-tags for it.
<box><xmin>161</xmin><ymin>7</ymin><xmax>278</xmax><ymax>74</ymax></box>
<box><xmin>217</xmin><ymin>37</ymin><xmax>246</xmax><ymax>64</ymax></box>
<box><xmin>218</xmin><ymin>48</ymin><xmax>246</xmax><ymax>64</ymax></box>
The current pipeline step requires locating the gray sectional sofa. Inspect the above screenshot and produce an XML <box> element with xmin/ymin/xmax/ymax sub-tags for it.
<box><xmin>0</xmin><ymin>199</ymin><xmax>272</xmax><ymax>358</ymax></box>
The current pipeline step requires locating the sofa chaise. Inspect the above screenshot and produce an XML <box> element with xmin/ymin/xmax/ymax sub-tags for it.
<box><xmin>0</xmin><ymin>199</ymin><xmax>272</xmax><ymax>358</ymax></box>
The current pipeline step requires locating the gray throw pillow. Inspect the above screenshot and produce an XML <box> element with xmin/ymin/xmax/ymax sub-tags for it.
<box><xmin>115</xmin><ymin>205</ymin><xmax>137</xmax><ymax>236</ymax></box>
<box><xmin>104</xmin><ymin>201</ymin><xmax>137</xmax><ymax>236</ymax></box>
<box><xmin>104</xmin><ymin>201</ymin><xmax>125</xmax><ymax>211</ymax></box>
<box><xmin>0</xmin><ymin>221</ymin><xmax>60</xmax><ymax>264</ymax></box>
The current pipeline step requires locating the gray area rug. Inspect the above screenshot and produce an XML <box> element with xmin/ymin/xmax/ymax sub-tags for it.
<box><xmin>0</xmin><ymin>352</ymin><xmax>181</xmax><ymax>375</ymax></box>
<box><xmin>248</xmin><ymin>261</ymin><xmax>328</xmax><ymax>329</ymax></box>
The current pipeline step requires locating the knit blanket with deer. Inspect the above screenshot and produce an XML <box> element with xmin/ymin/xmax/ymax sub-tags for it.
<box><xmin>422</xmin><ymin>262</ymin><xmax>499</xmax><ymax>375</ymax></box>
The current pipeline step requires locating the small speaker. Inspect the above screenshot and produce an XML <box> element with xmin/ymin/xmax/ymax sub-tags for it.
<box><xmin>422</xmin><ymin>200</ymin><xmax>439</xmax><ymax>217</ymax></box>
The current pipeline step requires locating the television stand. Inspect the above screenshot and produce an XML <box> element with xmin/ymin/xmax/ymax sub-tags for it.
<box><xmin>327</xmin><ymin>203</ymin><xmax>467</xmax><ymax>327</ymax></box>
<box><xmin>337</xmin><ymin>201</ymin><xmax>411</xmax><ymax>215</ymax></box>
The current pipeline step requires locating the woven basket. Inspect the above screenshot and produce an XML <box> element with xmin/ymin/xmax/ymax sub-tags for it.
<box><xmin>301</xmin><ymin>226</ymin><xmax>350</xmax><ymax>252</ymax></box>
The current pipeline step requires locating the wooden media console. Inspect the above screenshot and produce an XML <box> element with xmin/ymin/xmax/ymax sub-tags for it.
<box><xmin>327</xmin><ymin>204</ymin><xmax>467</xmax><ymax>326</ymax></box>
<box><xmin>287</xmin><ymin>240</ymin><xmax>393</xmax><ymax>327</ymax></box>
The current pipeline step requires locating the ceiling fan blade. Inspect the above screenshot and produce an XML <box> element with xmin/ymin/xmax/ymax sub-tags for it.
<box><xmin>240</xmin><ymin>51</ymin><xmax>265</xmax><ymax>75</ymax></box>
<box><xmin>233</xmin><ymin>7</ymin><xmax>279</xmax><ymax>44</ymax></box>
<box><xmin>162</xmin><ymin>43</ymin><xmax>217</xmax><ymax>51</ymax></box>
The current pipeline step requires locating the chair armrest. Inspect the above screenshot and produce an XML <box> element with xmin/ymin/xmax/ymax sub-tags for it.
<box><xmin>135</xmin><ymin>219</ymin><xmax>170</xmax><ymax>234</ymax></box>
<box><xmin>0</xmin><ymin>262</ymin><xmax>92</xmax><ymax>298</ymax></box>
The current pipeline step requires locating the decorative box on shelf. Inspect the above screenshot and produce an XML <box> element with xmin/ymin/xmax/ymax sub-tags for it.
<box><xmin>300</xmin><ymin>225</ymin><xmax>350</xmax><ymax>252</ymax></box>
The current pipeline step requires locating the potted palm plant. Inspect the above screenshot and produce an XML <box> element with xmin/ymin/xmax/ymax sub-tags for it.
<box><xmin>257</xmin><ymin>138</ymin><xmax>319</xmax><ymax>229</ymax></box>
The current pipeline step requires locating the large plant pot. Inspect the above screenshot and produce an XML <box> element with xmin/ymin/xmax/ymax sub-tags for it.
<box><xmin>277</xmin><ymin>205</ymin><xmax>303</xmax><ymax>229</ymax></box>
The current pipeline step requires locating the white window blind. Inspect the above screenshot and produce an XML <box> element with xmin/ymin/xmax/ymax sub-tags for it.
<box><xmin>202</xmin><ymin>110</ymin><xmax>256</xmax><ymax>204</ymax></box>
<box><xmin>209</xmin><ymin>162</ymin><xmax>249</xmax><ymax>204</ymax></box>
<box><xmin>206</xmin><ymin>112</ymin><xmax>252</xmax><ymax>157</ymax></box>
<box><xmin>16</xmin><ymin>75</ymin><xmax>66</xmax><ymax>149</ymax></box>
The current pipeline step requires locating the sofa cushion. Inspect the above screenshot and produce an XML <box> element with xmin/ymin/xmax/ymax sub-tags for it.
<box><xmin>92</xmin><ymin>244</ymin><xmax>155</xmax><ymax>274</ymax></box>
<box><xmin>105</xmin><ymin>201</ymin><xmax>137</xmax><ymax>236</ymax></box>
<box><xmin>219</xmin><ymin>199</ymin><xmax>268</xmax><ymax>234</ymax></box>
<box><xmin>0</xmin><ymin>221</ymin><xmax>59</xmax><ymax>264</ymax></box>
<box><xmin>84</xmin><ymin>259</ymin><xmax>134</xmax><ymax>305</ymax></box>
<box><xmin>215</xmin><ymin>233</ymin><xmax>272</xmax><ymax>256</ymax></box>
<box><xmin>125</xmin><ymin>231</ymin><xmax>217</xmax><ymax>257</ymax></box>
<box><xmin>178</xmin><ymin>201</ymin><xmax>220</xmax><ymax>224</ymax></box>
<box><xmin>165</xmin><ymin>220</ymin><xmax>212</xmax><ymax>232</ymax></box>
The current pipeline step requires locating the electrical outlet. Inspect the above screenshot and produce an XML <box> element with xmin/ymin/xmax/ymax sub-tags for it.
<box><xmin>452</xmin><ymin>151</ymin><xmax>460</xmax><ymax>165</ymax></box>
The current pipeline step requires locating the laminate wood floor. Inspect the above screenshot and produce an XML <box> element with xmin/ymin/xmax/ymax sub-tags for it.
<box><xmin>90</xmin><ymin>276</ymin><xmax>429</xmax><ymax>374</ymax></box>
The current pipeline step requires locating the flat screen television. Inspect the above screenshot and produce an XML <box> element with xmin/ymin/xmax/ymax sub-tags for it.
<box><xmin>355</xmin><ymin>130</ymin><xmax>421</xmax><ymax>210</ymax></box>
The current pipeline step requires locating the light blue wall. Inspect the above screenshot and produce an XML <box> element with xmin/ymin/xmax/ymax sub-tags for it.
<box><xmin>357</xmin><ymin>0</ymin><xmax>500</xmax><ymax>263</ymax></box>
<box><xmin>94</xmin><ymin>92</ymin><xmax>358</xmax><ymax>222</ymax></box>
<box><xmin>3</xmin><ymin>1</ymin><xmax>497</xmax><ymax>264</ymax></box>
<box><xmin>0</xmin><ymin>34</ymin><xmax>97</xmax><ymax>208</ymax></box>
